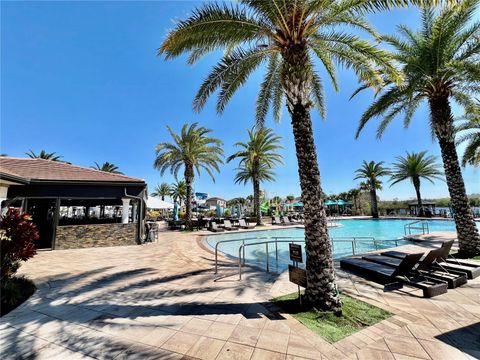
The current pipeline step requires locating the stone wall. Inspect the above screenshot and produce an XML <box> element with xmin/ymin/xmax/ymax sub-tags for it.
<box><xmin>55</xmin><ymin>223</ymin><xmax>137</xmax><ymax>250</ymax></box>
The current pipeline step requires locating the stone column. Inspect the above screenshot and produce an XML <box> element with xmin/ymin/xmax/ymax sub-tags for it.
<box><xmin>121</xmin><ymin>198</ymin><xmax>130</xmax><ymax>224</ymax></box>
<box><xmin>132</xmin><ymin>202</ymin><xmax>138</xmax><ymax>223</ymax></box>
<box><xmin>0</xmin><ymin>185</ymin><xmax>8</xmax><ymax>215</ymax></box>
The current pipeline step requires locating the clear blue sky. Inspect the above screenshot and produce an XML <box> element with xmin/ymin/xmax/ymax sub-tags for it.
<box><xmin>2</xmin><ymin>1</ymin><xmax>479</xmax><ymax>201</ymax></box>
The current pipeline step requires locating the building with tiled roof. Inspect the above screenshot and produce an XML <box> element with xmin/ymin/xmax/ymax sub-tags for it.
<box><xmin>0</xmin><ymin>156</ymin><xmax>147</xmax><ymax>250</ymax></box>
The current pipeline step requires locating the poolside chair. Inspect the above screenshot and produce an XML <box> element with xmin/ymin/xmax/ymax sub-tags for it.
<box><xmin>383</xmin><ymin>240</ymin><xmax>480</xmax><ymax>279</ymax></box>
<box><xmin>340</xmin><ymin>252</ymin><xmax>448</xmax><ymax>298</ymax></box>
<box><xmin>282</xmin><ymin>216</ymin><xmax>293</xmax><ymax>225</ymax></box>
<box><xmin>273</xmin><ymin>216</ymin><xmax>282</xmax><ymax>225</ymax></box>
<box><xmin>210</xmin><ymin>221</ymin><xmax>225</xmax><ymax>233</ymax></box>
<box><xmin>239</xmin><ymin>219</ymin><xmax>255</xmax><ymax>229</ymax></box>
<box><xmin>363</xmin><ymin>248</ymin><xmax>467</xmax><ymax>289</ymax></box>
<box><xmin>223</xmin><ymin>220</ymin><xmax>238</xmax><ymax>231</ymax></box>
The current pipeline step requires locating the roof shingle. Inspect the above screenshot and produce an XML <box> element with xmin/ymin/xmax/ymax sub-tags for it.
<box><xmin>0</xmin><ymin>157</ymin><xmax>144</xmax><ymax>183</ymax></box>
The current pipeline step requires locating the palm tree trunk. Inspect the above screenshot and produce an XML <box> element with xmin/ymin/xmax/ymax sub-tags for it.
<box><xmin>282</xmin><ymin>46</ymin><xmax>341</xmax><ymax>313</ymax></box>
<box><xmin>184</xmin><ymin>165</ymin><xmax>194</xmax><ymax>230</ymax></box>
<box><xmin>253</xmin><ymin>177</ymin><xmax>262</xmax><ymax>226</ymax></box>
<box><xmin>370</xmin><ymin>189</ymin><xmax>379</xmax><ymax>218</ymax></box>
<box><xmin>413</xmin><ymin>179</ymin><xmax>423</xmax><ymax>217</ymax></box>
<box><xmin>430</xmin><ymin>96</ymin><xmax>480</xmax><ymax>257</ymax></box>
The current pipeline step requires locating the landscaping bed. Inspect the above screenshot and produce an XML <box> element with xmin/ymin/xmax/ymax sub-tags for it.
<box><xmin>1</xmin><ymin>277</ymin><xmax>36</xmax><ymax>316</ymax></box>
<box><xmin>271</xmin><ymin>292</ymin><xmax>391</xmax><ymax>343</ymax></box>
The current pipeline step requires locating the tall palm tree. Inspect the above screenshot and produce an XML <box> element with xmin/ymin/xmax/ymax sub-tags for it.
<box><xmin>354</xmin><ymin>2</ymin><xmax>480</xmax><ymax>256</ymax></box>
<box><xmin>354</xmin><ymin>161</ymin><xmax>390</xmax><ymax>218</ymax></box>
<box><xmin>169</xmin><ymin>180</ymin><xmax>187</xmax><ymax>206</ymax></box>
<box><xmin>456</xmin><ymin>102</ymin><xmax>480</xmax><ymax>167</ymax></box>
<box><xmin>151</xmin><ymin>183</ymin><xmax>171</xmax><ymax>201</ymax></box>
<box><xmin>26</xmin><ymin>150</ymin><xmax>63</xmax><ymax>161</ymax></box>
<box><xmin>157</xmin><ymin>0</ymin><xmax>435</xmax><ymax>312</ymax></box>
<box><xmin>91</xmin><ymin>161</ymin><xmax>123</xmax><ymax>174</ymax></box>
<box><xmin>227</xmin><ymin>128</ymin><xmax>283</xmax><ymax>225</ymax></box>
<box><xmin>390</xmin><ymin>151</ymin><xmax>443</xmax><ymax>216</ymax></box>
<box><xmin>154</xmin><ymin>123</ymin><xmax>224</xmax><ymax>229</ymax></box>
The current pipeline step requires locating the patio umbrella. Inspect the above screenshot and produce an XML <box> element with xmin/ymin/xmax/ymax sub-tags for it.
<box><xmin>173</xmin><ymin>201</ymin><xmax>179</xmax><ymax>221</ymax></box>
<box><xmin>237</xmin><ymin>204</ymin><xmax>242</xmax><ymax>218</ymax></box>
<box><xmin>216</xmin><ymin>204</ymin><xmax>221</xmax><ymax>218</ymax></box>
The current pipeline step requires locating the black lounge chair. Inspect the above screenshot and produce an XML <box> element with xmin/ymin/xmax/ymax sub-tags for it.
<box><xmin>223</xmin><ymin>220</ymin><xmax>238</xmax><ymax>231</ymax></box>
<box><xmin>340</xmin><ymin>252</ymin><xmax>448</xmax><ymax>298</ymax></box>
<box><xmin>363</xmin><ymin>248</ymin><xmax>467</xmax><ymax>289</ymax></box>
<box><xmin>383</xmin><ymin>240</ymin><xmax>480</xmax><ymax>279</ymax></box>
<box><xmin>238</xmin><ymin>219</ymin><xmax>255</xmax><ymax>229</ymax></box>
<box><xmin>210</xmin><ymin>221</ymin><xmax>225</xmax><ymax>232</ymax></box>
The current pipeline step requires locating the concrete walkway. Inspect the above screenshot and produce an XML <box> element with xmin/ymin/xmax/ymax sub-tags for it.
<box><xmin>1</xmin><ymin>231</ymin><xmax>479</xmax><ymax>359</ymax></box>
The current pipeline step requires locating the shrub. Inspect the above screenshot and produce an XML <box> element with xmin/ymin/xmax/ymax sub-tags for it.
<box><xmin>1</xmin><ymin>208</ymin><xmax>39</xmax><ymax>282</ymax></box>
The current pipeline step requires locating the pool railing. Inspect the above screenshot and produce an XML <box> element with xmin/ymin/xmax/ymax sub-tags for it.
<box><xmin>236</xmin><ymin>237</ymin><xmax>405</xmax><ymax>280</ymax></box>
<box><xmin>212</xmin><ymin>235</ymin><xmax>406</xmax><ymax>278</ymax></box>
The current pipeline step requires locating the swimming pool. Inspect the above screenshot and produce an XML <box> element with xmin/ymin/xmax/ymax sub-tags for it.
<box><xmin>205</xmin><ymin>219</ymin><xmax>480</xmax><ymax>273</ymax></box>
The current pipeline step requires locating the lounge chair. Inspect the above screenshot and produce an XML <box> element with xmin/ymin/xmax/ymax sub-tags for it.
<box><xmin>340</xmin><ymin>252</ymin><xmax>448</xmax><ymax>298</ymax></box>
<box><xmin>383</xmin><ymin>240</ymin><xmax>480</xmax><ymax>279</ymax></box>
<box><xmin>210</xmin><ymin>221</ymin><xmax>225</xmax><ymax>232</ymax></box>
<box><xmin>363</xmin><ymin>248</ymin><xmax>467</xmax><ymax>289</ymax></box>
<box><xmin>282</xmin><ymin>216</ymin><xmax>293</xmax><ymax>225</ymax></box>
<box><xmin>273</xmin><ymin>216</ymin><xmax>282</xmax><ymax>225</ymax></box>
<box><xmin>238</xmin><ymin>219</ymin><xmax>255</xmax><ymax>229</ymax></box>
<box><xmin>223</xmin><ymin>220</ymin><xmax>238</xmax><ymax>231</ymax></box>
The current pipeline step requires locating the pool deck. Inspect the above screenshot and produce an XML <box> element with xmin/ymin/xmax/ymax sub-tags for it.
<box><xmin>1</xmin><ymin>229</ymin><xmax>479</xmax><ymax>359</ymax></box>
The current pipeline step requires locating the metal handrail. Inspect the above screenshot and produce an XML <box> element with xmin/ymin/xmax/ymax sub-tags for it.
<box><xmin>213</xmin><ymin>236</ymin><xmax>304</xmax><ymax>273</ymax></box>
<box><xmin>236</xmin><ymin>237</ymin><xmax>405</xmax><ymax>279</ymax></box>
<box><xmin>404</xmin><ymin>220</ymin><xmax>430</xmax><ymax>235</ymax></box>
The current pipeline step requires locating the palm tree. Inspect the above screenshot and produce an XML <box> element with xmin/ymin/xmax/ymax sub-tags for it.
<box><xmin>227</xmin><ymin>128</ymin><xmax>283</xmax><ymax>225</ymax></box>
<box><xmin>348</xmin><ymin>188</ymin><xmax>361</xmax><ymax>215</ymax></box>
<box><xmin>26</xmin><ymin>150</ymin><xmax>63</xmax><ymax>161</ymax></box>
<box><xmin>169</xmin><ymin>180</ymin><xmax>187</xmax><ymax>206</ymax></box>
<box><xmin>156</xmin><ymin>0</ymin><xmax>435</xmax><ymax>312</ymax></box>
<box><xmin>91</xmin><ymin>161</ymin><xmax>123</xmax><ymax>174</ymax></box>
<box><xmin>354</xmin><ymin>2</ymin><xmax>480</xmax><ymax>256</ymax></box>
<box><xmin>151</xmin><ymin>183</ymin><xmax>171</xmax><ymax>201</ymax></box>
<box><xmin>390</xmin><ymin>151</ymin><xmax>443</xmax><ymax>216</ymax></box>
<box><xmin>154</xmin><ymin>123</ymin><xmax>224</xmax><ymax>229</ymax></box>
<box><xmin>456</xmin><ymin>102</ymin><xmax>480</xmax><ymax>167</ymax></box>
<box><xmin>354</xmin><ymin>161</ymin><xmax>390</xmax><ymax>218</ymax></box>
<box><xmin>286</xmin><ymin>195</ymin><xmax>295</xmax><ymax>203</ymax></box>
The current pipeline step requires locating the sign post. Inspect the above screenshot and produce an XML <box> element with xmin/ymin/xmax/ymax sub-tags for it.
<box><xmin>288</xmin><ymin>243</ymin><xmax>306</xmax><ymax>305</ymax></box>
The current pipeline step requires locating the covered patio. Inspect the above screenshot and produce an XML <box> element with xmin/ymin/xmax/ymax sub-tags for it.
<box><xmin>0</xmin><ymin>157</ymin><xmax>147</xmax><ymax>249</ymax></box>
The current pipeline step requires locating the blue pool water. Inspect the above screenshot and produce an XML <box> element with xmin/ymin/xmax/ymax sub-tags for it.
<box><xmin>206</xmin><ymin>219</ymin><xmax>480</xmax><ymax>272</ymax></box>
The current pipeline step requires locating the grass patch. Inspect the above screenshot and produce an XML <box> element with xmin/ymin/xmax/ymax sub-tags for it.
<box><xmin>271</xmin><ymin>292</ymin><xmax>391</xmax><ymax>343</ymax></box>
<box><xmin>1</xmin><ymin>276</ymin><xmax>36</xmax><ymax>316</ymax></box>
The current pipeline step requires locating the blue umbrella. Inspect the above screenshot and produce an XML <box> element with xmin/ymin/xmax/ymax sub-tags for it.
<box><xmin>216</xmin><ymin>204</ymin><xmax>221</xmax><ymax>218</ymax></box>
<box><xmin>173</xmin><ymin>201</ymin><xmax>179</xmax><ymax>221</ymax></box>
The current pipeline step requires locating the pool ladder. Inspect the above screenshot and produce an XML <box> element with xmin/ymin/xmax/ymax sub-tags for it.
<box><xmin>404</xmin><ymin>220</ymin><xmax>430</xmax><ymax>236</ymax></box>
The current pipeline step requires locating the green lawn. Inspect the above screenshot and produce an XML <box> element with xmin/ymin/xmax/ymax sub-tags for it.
<box><xmin>271</xmin><ymin>292</ymin><xmax>391</xmax><ymax>343</ymax></box>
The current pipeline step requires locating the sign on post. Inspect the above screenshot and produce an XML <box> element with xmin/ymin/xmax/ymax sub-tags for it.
<box><xmin>288</xmin><ymin>265</ymin><xmax>307</xmax><ymax>288</ymax></box>
<box><xmin>289</xmin><ymin>243</ymin><xmax>303</xmax><ymax>263</ymax></box>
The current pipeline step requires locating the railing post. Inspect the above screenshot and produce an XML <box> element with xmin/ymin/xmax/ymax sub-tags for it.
<box><xmin>215</xmin><ymin>243</ymin><xmax>218</xmax><ymax>274</ymax></box>
<box><xmin>275</xmin><ymin>237</ymin><xmax>278</xmax><ymax>265</ymax></box>
<box><xmin>238</xmin><ymin>245</ymin><xmax>243</xmax><ymax>280</ymax></box>
<box><xmin>351</xmin><ymin>241</ymin><xmax>355</xmax><ymax>255</ymax></box>
<box><xmin>266</xmin><ymin>243</ymin><xmax>269</xmax><ymax>272</ymax></box>
<box><xmin>242</xmin><ymin>240</ymin><xmax>245</xmax><ymax>265</ymax></box>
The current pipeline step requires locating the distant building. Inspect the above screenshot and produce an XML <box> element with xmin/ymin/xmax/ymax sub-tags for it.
<box><xmin>205</xmin><ymin>197</ymin><xmax>226</xmax><ymax>208</ymax></box>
